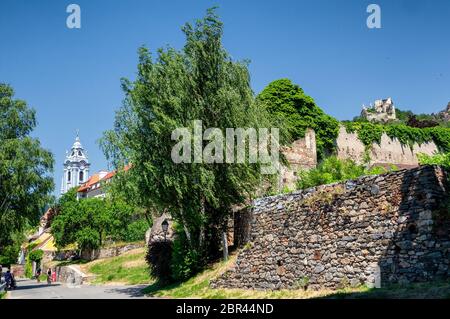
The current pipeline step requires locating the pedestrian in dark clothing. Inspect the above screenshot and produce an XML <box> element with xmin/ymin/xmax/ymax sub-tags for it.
<box><xmin>36</xmin><ymin>267</ymin><xmax>42</xmax><ymax>283</ymax></box>
<box><xmin>47</xmin><ymin>268</ymin><xmax>52</xmax><ymax>284</ymax></box>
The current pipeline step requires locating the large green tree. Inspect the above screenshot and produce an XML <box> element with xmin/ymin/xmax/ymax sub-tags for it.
<box><xmin>51</xmin><ymin>188</ymin><xmax>142</xmax><ymax>252</ymax></box>
<box><xmin>100</xmin><ymin>8</ymin><xmax>272</xmax><ymax>272</ymax></box>
<box><xmin>0</xmin><ymin>83</ymin><xmax>54</xmax><ymax>253</ymax></box>
<box><xmin>256</xmin><ymin>78</ymin><xmax>339</xmax><ymax>160</ymax></box>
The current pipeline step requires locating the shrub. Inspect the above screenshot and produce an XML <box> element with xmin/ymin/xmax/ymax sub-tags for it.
<box><xmin>25</xmin><ymin>258</ymin><xmax>33</xmax><ymax>278</ymax></box>
<box><xmin>418</xmin><ymin>152</ymin><xmax>450</xmax><ymax>170</ymax></box>
<box><xmin>170</xmin><ymin>234</ymin><xmax>203</xmax><ymax>282</ymax></box>
<box><xmin>124</xmin><ymin>219</ymin><xmax>149</xmax><ymax>242</ymax></box>
<box><xmin>295</xmin><ymin>276</ymin><xmax>310</xmax><ymax>291</ymax></box>
<box><xmin>24</xmin><ymin>249</ymin><xmax>44</xmax><ymax>278</ymax></box>
<box><xmin>28</xmin><ymin>249</ymin><xmax>44</xmax><ymax>262</ymax></box>
<box><xmin>297</xmin><ymin>156</ymin><xmax>392</xmax><ymax>190</ymax></box>
<box><xmin>146</xmin><ymin>240</ymin><xmax>173</xmax><ymax>283</ymax></box>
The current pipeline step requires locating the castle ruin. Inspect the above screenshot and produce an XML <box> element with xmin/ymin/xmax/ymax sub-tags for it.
<box><xmin>361</xmin><ymin>98</ymin><xmax>396</xmax><ymax>122</ymax></box>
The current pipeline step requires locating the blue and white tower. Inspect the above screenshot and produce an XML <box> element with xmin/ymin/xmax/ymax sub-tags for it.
<box><xmin>60</xmin><ymin>132</ymin><xmax>90</xmax><ymax>194</ymax></box>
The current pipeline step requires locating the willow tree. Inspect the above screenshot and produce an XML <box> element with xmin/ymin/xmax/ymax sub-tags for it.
<box><xmin>101</xmin><ymin>8</ymin><xmax>272</xmax><ymax>270</ymax></box>
<box><xmin>0</xmin><ymin>83</ymin><xmax>54</xmax><ymax>251</ymax></box>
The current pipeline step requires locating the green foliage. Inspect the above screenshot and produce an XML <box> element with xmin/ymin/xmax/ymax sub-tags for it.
<box><xmin>0</xmin><ymin>231</ymin><xmax>24</xmax><ymax>266</ymax></box>
<box><xmin>28</xmin><ymin>249</ymin><xmax>43</xmax><ymax>262</ymax></box>
<box><xmin>0</xmin><ymin>83</ymin><xmax>54</xmax><ymax>250</ymax></box>
<box><xmin>170</xmin><ymin>230</ymin><xmax>203</xmax><ymax>282</ymax></box>
<box><xmin>297</xmin><ymin>156</ymin><xmax>391</xmax><ymax>190</ymax></box>
<box><xmin>24</xmin><ymin>249</ymin><xmax>43</xmax><ymax>278</ymax></box>
<box><xmin>343</xmin><ymin>121</ymin><xmax>450</xmax><ymax>152</ymax></box>
<box><xmin>256</xmin><ymin>78</ymin><xmax>339</xmax><ymax>159</ymax></box>
<box><xmin>0</xmin><ymin>245</ymin><xmax>19</xmax><ymax>266</ymax></box>
<box><xmin>396</xmin><ymin>108</ymin><xmax>449</xmax><ymax>126</ymax></box>
<box><xmin>418</xmin><ymin>152</ymin><xmax>450</xmax><ymax>170</ymax></box>
<box><xmin>25</xmin><ymin>257</ymin><xmax>33</xmax><ymax>278</ymax></box>
<box><xmin>51</xmin><ymin>187</ymin><xmax>149</xmax><ymax>253</ymax></box>
<box><xmin>295</xmin><ymin>276</ymin><xmax>310</xmax><ymax>291</ymax></box>
<box><xmin>123</xmin><ymin>219</ymin><xmax>149</xmax><ymax>242</ymax></box>
<box><xmin>100</xmin><ymin>8</ymin><xmax>271</xmax><ymax>275</ymax></box>
<box><xmin>89</xmin><ymin>249</ymin><xmax>150</xmax><ymax>285</ymax></box>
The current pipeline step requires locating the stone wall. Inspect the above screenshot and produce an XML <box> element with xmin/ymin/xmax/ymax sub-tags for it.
<box><xmin>281</xmin><ymin>128</ymin><xmax>317</xmax><ymax>189</ymax></box>
<box><xmin>10</xmin><ymin>264</ymin><xmax>25</xmax><ymax>278</ymax></box>
<box><xmin>336</xmin><ymin>126</ymin><xmax>438</xmax><ymax>168</ymax></box>
<box><xmin>81</xmin><ymin>242</ymin><xmax>145</xmax><ymax>261</ymax></box>
<box><xmin>46</xmin><ymin>265</ymin><xmax>88</xmax><ymax>286</ymax></box>
<box><xmin>212</xmin><ymin>165</ymin><xmax>450</xmax><ymax>290</ymax></box>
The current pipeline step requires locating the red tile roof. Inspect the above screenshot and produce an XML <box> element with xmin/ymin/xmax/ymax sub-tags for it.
<box><xmin>77</xmin><ymin>164</ymin><xmax>132</xmax><ymax>193</ymax></box>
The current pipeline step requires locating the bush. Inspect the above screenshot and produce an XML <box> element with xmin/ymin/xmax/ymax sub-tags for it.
<box><xmin>24</xmin><ymin>249</ymin><xmax>44</xmax><ymax>278</ymax></box>
<box><xmin>418</xmin><ymin>152</ymin><xmax>450</xmax><ymax>170</ymax></box>
<box><xmin>28</xmin><ymin>249</ymin><xmax>44</xmax><ymax>262</ymax></box>
<box><xmin>170</xmin><ymin>234</ymin><xmax>203</xmax><ymax>282</ymax></box>
<box><xmin>124</xmin><ymin>219</ymin><xmax>149</xmax><ymax>242</ymax></box>
<box><xmin>297</xmin><ymin>156</ymin><xmax>392</xmax><ymax>190</ymax></box>
<box><xmin>25</xmin><ymin>258</ymin><xmax>33</xmax><ymax>278</ymax></box>
<box><xmin>146</xmin><ymin>240</ymin><xmax>173</xmax><ymax>284</ymax></box>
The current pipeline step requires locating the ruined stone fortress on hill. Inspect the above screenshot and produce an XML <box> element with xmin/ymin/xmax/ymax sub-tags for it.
<box><xmin>210</xmin><ymin>98</ymin><xmax>450</xmax><ymax>291</ymax></box>
<box><xmin>280</xmin><ymin>97</ymin><xmax>439</xmax><ymax>189</ymax></box>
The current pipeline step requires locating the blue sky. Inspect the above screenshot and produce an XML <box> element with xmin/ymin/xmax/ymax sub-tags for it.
<box><xmin>1</xmin><ymin>0</ymin><xmax>449</xmax><ymax>194</ymax></box>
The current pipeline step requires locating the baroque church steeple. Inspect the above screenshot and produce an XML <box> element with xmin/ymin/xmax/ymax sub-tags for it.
<box><xmin>60</xmin><ymin>132</ymin><xmax>90</xmax><ymax>194</ymax></box>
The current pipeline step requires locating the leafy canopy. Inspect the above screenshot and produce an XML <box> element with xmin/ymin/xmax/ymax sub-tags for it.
<box><xmin>51</xmin><ymin>188</ymin><xmax>141</xmax><ymax>251</ymax></box>
<box><xmin>256</xmin><ymin>78</ymin><xmax>339</xmax><ymax>159</ymax></box>
<box><xmin>0</xmin><ymin>83</ymin><xmax>54</xmax><ymax>250</ymax></box>
<box><xmin>100</xmin><ymin>8</ymin><xmax>271</xmax><ymax>262</ymax></box>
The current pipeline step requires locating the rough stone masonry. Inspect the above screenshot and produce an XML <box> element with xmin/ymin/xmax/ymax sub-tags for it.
<box><xmin>211</xmin><ymin>165</ymin><xmax>450</xmax><ymax>290</ymax></box>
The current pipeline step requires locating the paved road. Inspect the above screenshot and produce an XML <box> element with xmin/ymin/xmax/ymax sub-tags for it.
<box><xmin>8</xmin><ymin>279</ymin><xmax>150</xmax><ymax>299</ymax></box>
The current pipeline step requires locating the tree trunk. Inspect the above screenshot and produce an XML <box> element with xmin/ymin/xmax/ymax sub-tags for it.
<box><xmin>143</xmin><ymin>208</ymin><xmax>153</xmax><ymax>227</ymax></box>
<box><xmin>180</xmin><ymin>209</ymin><xmax>192</xmax><ymax>246</ymax></box>
<box><xmin>222</xmin><ymin>231</ymin><xmax>228</xmax><ymax>261</ymax></box>
<box><xmin>199</xmin><ymin>198</ymin><xmax>206</xmax><ymax>251</ymax></box>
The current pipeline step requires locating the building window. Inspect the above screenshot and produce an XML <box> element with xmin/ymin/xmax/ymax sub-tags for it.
<box><xmin>78</xmin><ymin>151</ymin><xmax>82</xmax><ymax>156</ymax></box>
<box><xmin>79</xmin><ymin>171</ymin><xmax>84</xmax><ymax>182</ymax></box>
<box><xmin>68</xmin><ymin>171</ymin><xmax>71</xmax><ymax>182</ymax></box>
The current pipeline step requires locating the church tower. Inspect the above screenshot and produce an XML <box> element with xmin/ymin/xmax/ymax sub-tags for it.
<box><xmin>60</xmin><ymin>133</ymin><xmax>90</xmax><ymax>194</ymax></box>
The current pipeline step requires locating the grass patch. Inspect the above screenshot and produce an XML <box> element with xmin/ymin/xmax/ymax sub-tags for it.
<box><xmin>0</xmin><ymin>292</ymin><xmax>6</xmax><ymax>299</ymax></box>
<box><xmin>82</xmin><ymin>248</ymin><xmax>151</xmax><ymax>285</ymax></box>
<box><xmin>325</xmin><ymin>280</ymin><xmax>450</xmax><ymax>299</ymax></box>
<box><xmin>142</xmin><ymin>253</ymin><xmax>450</xmax><ymax>299</ymax></box>
<box><xmin>142</xmin><ymin>254</ymin><xmax>367</xmax><ymax>299</ymax></box>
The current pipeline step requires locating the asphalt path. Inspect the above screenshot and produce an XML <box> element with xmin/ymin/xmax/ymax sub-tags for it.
<box><xmin>8</xmin><ymin>278</ymin><xmax>150</xmax><ymax>299</ymax></box>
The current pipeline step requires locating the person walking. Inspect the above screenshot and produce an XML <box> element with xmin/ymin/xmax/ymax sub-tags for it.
<box><xmin>47</xmin><ymin>268</ymin><xmax>52</xmax><ymax>284</ymax></box>
<box><xmin>51</xmin><ymin>268</ymin><xmax>57</xmax><ymax>283</ymax></box>
<box><xmin>36</xmin><ymin>267</ymin><xmax>42</xmax><ymax>283</ymax></box>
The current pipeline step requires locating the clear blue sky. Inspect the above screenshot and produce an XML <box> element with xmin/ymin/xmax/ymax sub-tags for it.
<box><xmin>1</xmin><ymin>0</ymin><xmax>449</xmax><ymax>194</ymax></box>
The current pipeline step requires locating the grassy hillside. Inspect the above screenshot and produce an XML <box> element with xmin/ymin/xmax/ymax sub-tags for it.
<box><xmin>142</xmin><ymin>254</ymin><xmax>362</xmax><ymax>299</ymax></box>
<box><xmin>80</xmin><ymin>248</ymin><xmax>151</xmax><ymax>285</ymax></box>
<box><xmin>64</xmin><ymin>246</ymin><xmax>450</xmax><ymax>298</ymax></box>
<box><xmin>142</xmin><ymin>253</ymin><xmax>450</xmax><ymax>299</ymax></box>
